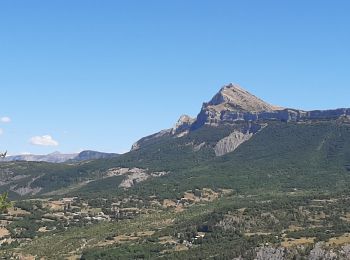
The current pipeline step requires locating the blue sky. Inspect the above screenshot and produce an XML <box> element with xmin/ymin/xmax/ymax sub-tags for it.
<box><xmin>0</xmin><ymin>1</ymin><xmax>349</xmax><ymax>155</ymax></box>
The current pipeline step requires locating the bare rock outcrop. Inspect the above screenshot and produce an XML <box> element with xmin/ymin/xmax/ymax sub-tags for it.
<box><xmin>106</xmin><ymin>167</ymin><xmax>168</xmax><ymax>188</ymax></box>
<box><xmin>252</xmin><ymin>242</ymin><xmax>350</xmax><ymax>260</ymax></box>
<box><xmin>255</xmin><ymin>246</ymin><xmax>286</xmax><ymax>260</ymax></box>
<box><xmin>9</xmin><ymin>176</ymin><xmax>43</xmax><ymax>196</ymax></box>
<box><xmin>10</xmin><ymin>186</ymin><xmax>42</xmax><ymax>196</ymax></box>
<box><xmin>208</xmin><ymin>84</ymin><xmax>277</xmax><ymax>113</ymax></box>
<box><xmin>214</xmin><ymin>131</ymin><xmax>253</xmax><ymax>156</ymax></box>
<box><xmin>340</xmin><ymin>244</ymin><xmax>350</xmax><ymax>259</ymax></box>
<box><xmin>171</xmin><ymin>115</ymin><xmax>195</xmax><ymax>136</ymax></box>
<box><xmin>193</xmin><ymin>142</ymin><xmax>206</xmax><ymax>152</ymax></box>
<box><xmin>309</xmin><ymin>242</ymin><xmax>337</xmax><ymax>260</ymax></box>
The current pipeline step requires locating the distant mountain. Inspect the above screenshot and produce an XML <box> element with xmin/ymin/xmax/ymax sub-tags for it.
<box><xmin>3</xmin><ymin>152</ymin><xmax>78</xmax><ymax>163</ymax></box>
<box><xmin>2</xmin><ymin>150</ymin><xmax>119</xmax><ymax>163</ymax></box>
<box><xmin>72</xmin><ymin>150</ymin><xmax>119</xmax><ymax>162</ymax></box>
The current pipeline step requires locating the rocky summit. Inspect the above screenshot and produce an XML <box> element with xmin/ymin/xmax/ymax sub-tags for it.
<box><xmin>192</xmin><ymin>83</ymin><xmax>350</xmax><ymax>130</ymax></box>
<box><xmin>206</xmin><ymin>83</ymin><xmax>277</xmax><ymax>113</ymax></box>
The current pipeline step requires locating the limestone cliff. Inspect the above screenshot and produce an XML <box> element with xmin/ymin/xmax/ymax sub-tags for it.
<box><xmin>191</xmin><ymin>84</ymin><xmax>350</xmax><ymax>129</ymax></box>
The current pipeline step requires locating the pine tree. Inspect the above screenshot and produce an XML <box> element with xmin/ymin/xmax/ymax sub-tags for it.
<box><xmin>0</xmin><ymin>192</ymin><xmax>11</xmax><ymax>213</ymax></box>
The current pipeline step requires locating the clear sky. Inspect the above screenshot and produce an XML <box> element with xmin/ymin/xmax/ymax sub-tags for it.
<box><xmin>0</xmin><ymin>1</ymin><xmax>349</xmax><ymax>155</ymax></box>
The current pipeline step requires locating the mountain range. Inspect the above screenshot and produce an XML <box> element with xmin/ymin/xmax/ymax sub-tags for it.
<box><xmin>2</xmin><ymin>150</ymin><xmax>119</xmax><ymax>163</ymax></box>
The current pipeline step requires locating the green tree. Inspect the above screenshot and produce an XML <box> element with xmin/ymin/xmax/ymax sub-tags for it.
<box><xmin>0</xmin><ymin>192</ymin><xmax>12</xmax><ymax>213</ymax></box>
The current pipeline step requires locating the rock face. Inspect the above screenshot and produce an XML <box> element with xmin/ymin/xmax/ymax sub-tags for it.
<box><xmin>255</xmin><ymin>246</ymin><xmax>286</xmax><ymax>260</ymax></box>
<box><xmin>106</xmin><ymin>167</ymin><xmax>168</xmax><ymax>188</ymax></box>
<box><xmin>131</xmin><ymin>83</ymin><xmax>350</xmax><ymax>155</ymax></box>
<box><xmin>191</xmin><ymin>83</ymin><xmax>276</xmax><ymax>129</ymax></box>
<box><xmin>214</xmin><ymin>131</ymin><xmax>254</xmax><ymax>156</ymax></box>
<box><xmin>207</xmin><ymin>84</ymin><xmax>277</xmax><ymax>112</ymax></box>
<box><xmin>171</xmin><ymin>115</ymin><xmax>195</xmax><ymax>136</ymax></box>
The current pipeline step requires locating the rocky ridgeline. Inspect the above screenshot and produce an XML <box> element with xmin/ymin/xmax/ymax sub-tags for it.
<box><xmin>193</xmin><ymin>107</ymin><xmax>350</xmax><ymax>129</ymax></box>
<box><xmin>132</xmin><ymin>83</ymin><xmax>350</xmax><ymax>155</ymax></box>
<box><xmin>191</xmin><ymin>83</ymin><xmax>350</xmax><ymax>129</ymax></box>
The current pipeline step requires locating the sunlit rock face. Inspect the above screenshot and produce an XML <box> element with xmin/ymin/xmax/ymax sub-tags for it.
<box><xmin>171</xmin><ymin>115</ymin><xmax>195</xmax><ymax>136</ymax></box>
<box><xmin>214</xmin><ymin>130</ymin><xmax>253</xmax><ymax>156</ymax></box>
<box><xmin>191</xmin><ymin>83</ymin><xmax>350</xmax><ymax>130</ymax></box>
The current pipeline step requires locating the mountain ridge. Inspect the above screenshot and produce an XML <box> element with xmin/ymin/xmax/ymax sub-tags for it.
<box><xmin>132</xmin><ymin>83</ymin><xmax>350</xmax><ymax>151</ymax></box>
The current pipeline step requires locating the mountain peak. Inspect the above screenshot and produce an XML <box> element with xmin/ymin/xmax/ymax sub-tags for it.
<box><xmin>221</xmin><ymin>83</ymin><xmax>246</xmax><ymax>92</ymax></box>
<box><xmin>207</xmin><ymin>83</ymin><xmax>276</xmax><ymax>112</ymax></box>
